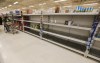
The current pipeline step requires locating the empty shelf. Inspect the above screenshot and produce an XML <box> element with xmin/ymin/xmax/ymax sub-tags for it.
<box><xmin>24</xmin><ymin>20</ymin><xmax>40</xmax><ymax>23</ymax></box>
<box><xmin>43</xmin><ymin>31</ymin><xmax>86</xmax><ymax>44</ymax></box>
<box><xmin>94</xmin><ymin>38</ymin><xmax>100</xmax><ymax>41</ymax></box>
<box><xmin>43</xmin><ymin>23</ymin><xmax>91</xmax><ymax>31</ymax></box>
<box><xmin>24</xmin><ymin>26</ymin><xmax>40</xmax><ymax>32</ymax></box>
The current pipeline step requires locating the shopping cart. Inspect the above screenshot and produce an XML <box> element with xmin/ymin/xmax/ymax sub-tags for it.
<box><xmin>4</xmin><ymin>21</ymin><xmax>18</xmax><ymax>34</ymax></box>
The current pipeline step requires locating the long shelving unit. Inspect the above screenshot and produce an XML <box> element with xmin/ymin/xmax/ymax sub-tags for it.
<box><xmin>13</xmin><ymin>12</ymin><xmax>100</xmax><ymax>61</ymax></box>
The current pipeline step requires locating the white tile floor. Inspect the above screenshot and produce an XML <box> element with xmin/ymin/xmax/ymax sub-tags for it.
<box><xmin>0</xmin><ymin>26</ymin><xmax>98</xmax><ymax>63</ymax></box>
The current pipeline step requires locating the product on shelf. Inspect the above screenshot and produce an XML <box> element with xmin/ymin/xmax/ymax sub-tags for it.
<box><xmin>75</xmin><ymin>6</ymin><xmax>94</xmax><ymax>12</ymax></box>
<box><xmin>55</xmin><ymin>6</ymin><xmax>60</xmax><ymax>13</ymax></box>
<box><xmin>15</xmin><ymin>10</ymin><xmax>21</xmax><ymax>15</ymax></box>
<box><xmin>65</xmin><ymin>9</ymin><xmax>69</xmax><ymax>13</ymax></box>
<box><xmin>35</xmin><ymin>24</ymin><xmax>40</xmax><ymax>29</ymax></box>
<box><xmin>26</xmin><ymin>9</ymin><xmax>33</xmax><ymax>14</ymax></box>
<box><xmin>9</xmin><ymin>11</ymin><xmax>13</xmax><ymax>15</ymax></box>
<box><xmin>65</xmin><ymin>20</ymin><xmax>73</xmax><ymax>26</ymax></box>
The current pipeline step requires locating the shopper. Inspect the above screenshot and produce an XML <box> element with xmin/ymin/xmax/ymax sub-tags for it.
<box><xmin>0</xmin><ymin>16</ymin><xmax>2</xmax><ymax>25</ymax></box>
<box><xmin>3</xmin><ymin>15</ymin><xmax>11</xmax><ymax>32</ymax></box>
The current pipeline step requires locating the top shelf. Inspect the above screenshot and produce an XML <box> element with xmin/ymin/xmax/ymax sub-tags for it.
<box><xmin>43</xmin><ymin>12</ymin><xmax>99</xmax><ymax>16</ymax></box>
<box><xmin>23</xmin><ymin>14</ymin><xmax>41</xmax><ymax>16</ymax></box>
<box><xmin>8</xmin><ymin>12</ymin><xmax>99</xmax><ymax>17</ymax></box>
<box><xmin>22</xmin><ymin>12</ymin><xmax>99</xmax><ymax>16</ymax></box>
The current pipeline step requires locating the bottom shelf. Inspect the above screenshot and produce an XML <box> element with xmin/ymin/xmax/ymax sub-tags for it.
<box><xmin>42</xmin><ymin>33</ymin><xmax>86</xmax><ymax>52</ymax></box>
<box><xmin>24</xmin><ymin>30</ymin><xmax>100</xmax><ymax>61</ymax></box>
<box><xmin>24</xmin><ymin>30</ymin><xmax>84</xmax><ymax>55</ymax></box>
<box><xmin>89</xmin><ymin>48</ymin><xmax>100</xmax><ymax>58</ymax></box>
<box><xmin>24</xmin><ymin>27</ymin><xmax>40</xmax><ymax>36</ymax></box>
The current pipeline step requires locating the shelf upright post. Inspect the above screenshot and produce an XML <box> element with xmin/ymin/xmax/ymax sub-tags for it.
<box><xmin>40</xmin><ymin>11</ymin><xmax>43</xmax><ymax>39</ymax></box>
<box><xmin>47</xmin><ymin>15</ymin><xmax>50</xmax><ymax>30</ymax></box>
<box><xmin>84</xmin><ymin>13</ymin><xmax>100</xmax><ymax>57</ymax></box>
<box><xmin>21</xmin><ymin>11</ymin><xmax>24</xmax><ymax>32</ymax></box>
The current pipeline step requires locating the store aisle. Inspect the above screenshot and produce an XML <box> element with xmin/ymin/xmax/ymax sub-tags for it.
<box><xmin>0</xmin><ymin>26</ymin><xmax>98</xmax><ymax>63</ymax></box>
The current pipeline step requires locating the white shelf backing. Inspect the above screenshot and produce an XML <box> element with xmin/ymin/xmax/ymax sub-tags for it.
<box><xmin>24</xmin><ymin>26</ymin><xmax>40</xmax><ymax>32</ymax></box>
<box><xmin>43</xmin><ymin>31</ymin><xmax>86</xmax><ymax>44</ymax></box>
<box><xmin>43</xmin><ymin>23</ymin><xmax>91</xmax><ymax>31</ymax></box>
<box><xmin>94</xmin><ymin>37</ymin><xmax>100</xmax><ymax>41</ymax></box>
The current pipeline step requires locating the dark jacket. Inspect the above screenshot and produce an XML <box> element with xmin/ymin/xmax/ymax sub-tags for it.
<box><xmin>0</xmin><ymin>17</ymin><xmax>2</xmax><ymax>25</ymax></box>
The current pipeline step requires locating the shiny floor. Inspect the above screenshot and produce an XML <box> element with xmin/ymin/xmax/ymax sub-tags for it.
<box><xmin>0</xmin><ymin>26</ymin><xmax>98</xmax><ymax>63</ymax></box>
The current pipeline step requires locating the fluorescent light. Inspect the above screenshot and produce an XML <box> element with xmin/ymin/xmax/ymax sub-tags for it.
<box><xmin>29</xmin><ymin>5</ymin><xmax>34</xmax><ymax>8</ymax></box>
<box><xmin>8</xmin><ymin>5</ymin><xmax>12</xmax><ymax>7</ymax></box>
<box><xmin>17</xmin><ymin>9</ymin><xmax>20</xmax><ymax>10</ymax></box>
<box><xmin>22</xmin><ymin>7</ymin><xmax>26</xmax><ymax>9</ymax></box>
<box><xmin>54</xmin><ymin>0</ymin><xmax>67</xmax><ymax>2</ymax></box>
<box><xmin>39</xmin><ymin>4</ymin><xmax>42</xmax><ymax>6</ymax></box>
<box><xmin>2</xmin><ymin>8</ymin><xmax>4</xmax><ymax>9</ymax></box>
<box><xmin>23</xmin><ymin>11</ymin><xmax>26</xmax><ymax>12</ymax></box>
<box><xmin>43</xmin><ymin>3</ymin><xmax>46</xmax><ymax>5</ymax></box>
<box><xmin>49</xmin><ymin>7</ymin><xmax>55</xmax><ymax>9</ymax></box>
<box><xmin>83</xmin><ymin>3</ymin><xmax>98</xmax><ymax>6</ymax></box>
<box><xmin>14</xmin><ymin>2</ymin><xmax>18</xmax><ymax>4</ymax></box>
<box><xmin>15</xmin><ymin>9</ymin><xmax>20</xmax><ymax>10</ymax></box>
<box><xmin>63</xmin><ymin>5</ymin><xmax>72</xmax><ymax>7</ymax></box>
<box><xmin>39</xmin><ymin>3</ymin><xmax>46</xmax><ymax>6</ymax></box>
<box><xmin>5</xmin><ymin>7</ymin><xmax>7</xmax><ymax>9</ymax></box>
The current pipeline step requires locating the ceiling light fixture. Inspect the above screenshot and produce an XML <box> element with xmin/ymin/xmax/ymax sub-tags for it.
<box><xmin>8</xmin><ymin>5</ymin><xmax>12</xmax><ymax>7</ymax></box>
<box><xmin>23</xmin><ymin>11</ymin><xmax>26</xmax><ymax>12</ymax></box>
<box><xmin>2</xmin><ymin>8</ymin><xmax>4</xmax><ymax>9</ymax></box>
<box><xmin>49</xmin><ymin>7</ymin><xmax>55</xmax><ymax>9</ymax></box>
<box><xmin>42</xmin><ymin>3</ymin><xmax>46</xmax><ymax>5</ymax></box>
<box><xmin>83</xmin><ymin>3</ymin><xmax>98</xmax><ymax>6</ymax></box>
<box><xmin>17</xmin><ymin>9</ymin><xmax>20</xmax><ymax>10</ymax></box>
<box><xmin>63</xmin><ymin>5</ymin><xmax>72</xmax><ymax>7</ymax></box>
<box><xmin>14</xmin><ymin>2</ymin><xmax>18</xmax><ymax>5</ymax></box>
<box><xmin>29</xmin><ymin>5</ymin><xmax>34</xmax><ymax>8</ymax></box>
<box><xmin>39</xmin><ymin>4</ymin><xmax>42</xmax><ymax>6</ymax></box>
<box><xmin>39</xmin><ymin>3</ymin><xmax>46</xmax><ymax>6</ymax></box>
<box><xmin>22</xmin><ymin>7</ymin><xmax>26</xmax><ymax>9</ymax></box>
<box><xmin>54</xmin><ymin>0</ymin><xmax>67</xmax><ymax>2</ymax></box>
<box><xmin>5</xmin><ymin>7</ymin><xmax>7</xmax><ymax>9</ymax></box>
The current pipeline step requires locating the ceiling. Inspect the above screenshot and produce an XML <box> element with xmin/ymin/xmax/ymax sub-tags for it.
<box><xmin>0</xmin><ymin>0</ymin><xmax>100</xmax><ymax>12</ymax></box>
